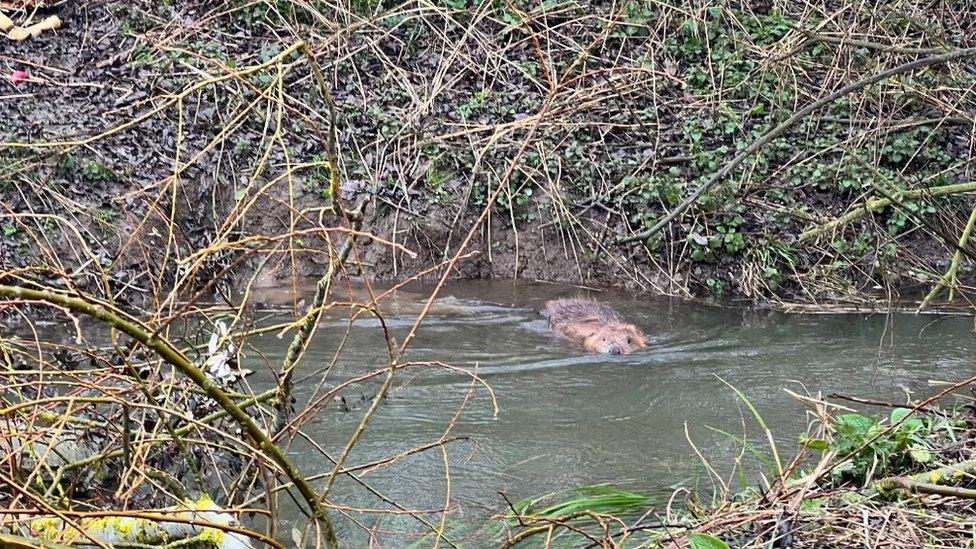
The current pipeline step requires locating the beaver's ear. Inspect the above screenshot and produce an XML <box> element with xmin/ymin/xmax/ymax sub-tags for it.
<box><xmin>627</xmin><ymin>325</ymin><xmax>646</xmax><ymax>346</ymax></box>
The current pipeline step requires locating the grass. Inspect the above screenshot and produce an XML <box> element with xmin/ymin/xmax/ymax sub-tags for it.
<box><xmin>509</xmin><ymin>485</ymin><xmax>658</xmax><ymax>519</ymax></box>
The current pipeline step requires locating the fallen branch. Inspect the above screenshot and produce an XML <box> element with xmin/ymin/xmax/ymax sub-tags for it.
<box><xmin>876</xmin><ymin>476</ymin><xmax>976</xmax><ymax>500</ymax></box>
<box><xmin>618</xmin><ymin>46</ymin><xmax>976</xmax><ymax>245</ymax></box>
<box><xmin>919</xmin><ymin>204</ymin><xmax>976</xmax><ymax>310</ymax></box>
<box><xmin>797</xmin><ymin>181</ymin><xmax>976</xmax><ymax>241</ymax></box>
<box><xmin>26</xmin><ymin>495</ymin><xmax>268</xmax><ymax>548</ymax></box>
<box><xmin>872</xmin><ymin>461</ymin><xmax>976</xmax><ymax>498</ymax></box>
<box><xmin>901</xmin><ymin>459</ymin><xmax>976</xmax><ymax>486</ymax></box>
<box><xmin>794</xmin><ymin>27</ymin><xmax>949</xmax><ymax>56</ymax></box>
<box><xmin>0</xmin><ymin>533</ymin><xmax>71</xmax><ymax>549</ymax></box>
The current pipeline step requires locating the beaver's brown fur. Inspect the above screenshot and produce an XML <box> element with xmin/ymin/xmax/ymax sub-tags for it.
<box><xmin>542</xmin><ymin>298</ymin><xmax>646</xmax><ymax>355</ymax></box>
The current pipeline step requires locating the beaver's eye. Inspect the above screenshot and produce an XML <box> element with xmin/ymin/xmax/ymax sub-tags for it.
<box><xmin>626</xmin><ymin>336</ymin><xmax>632</xmax><ymax>344</ymax></box>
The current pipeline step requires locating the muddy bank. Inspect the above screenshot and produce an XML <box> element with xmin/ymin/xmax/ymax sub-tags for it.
<box><xmin>351</xmin><ymin>207</ymin><xmax>675</xmax><ymax>290</ymax></box>
<box><xmin>3</xmin><ymin>1</ymin><xmax>976</xmax><ymax>307</ymax></box>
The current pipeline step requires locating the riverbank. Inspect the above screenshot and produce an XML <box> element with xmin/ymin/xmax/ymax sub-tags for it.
<box><xmin>2</xmin><ymin>1</ymin><xmax>976</xmax><ymax>309</ymax></box>
<box><xmin>499</xmin><ymin>380</ymin><xmax>976</xmax><ymax>548</ymax></box>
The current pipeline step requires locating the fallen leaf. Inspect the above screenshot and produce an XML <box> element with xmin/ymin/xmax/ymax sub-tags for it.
<box><xmin>10</xmin><ymin>70</ymin><xmax>30</xmax><ymax>85</ymax></box>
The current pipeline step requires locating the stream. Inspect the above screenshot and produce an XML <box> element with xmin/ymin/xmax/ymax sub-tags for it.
<box><xmin>239</xmin><ymin>280</ymin><xmax>976</xmax><ymax>544</ymax></box>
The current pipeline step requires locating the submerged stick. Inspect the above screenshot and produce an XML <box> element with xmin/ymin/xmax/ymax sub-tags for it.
<box><xmin>276</xmin><ymin>227</ymin><xmax>359</xmax><ymax>424</ymax></box>
<box><xmin>618</xmin><ymin>46</ymin><xmax>976</xmax><ymax>245</ymax></box>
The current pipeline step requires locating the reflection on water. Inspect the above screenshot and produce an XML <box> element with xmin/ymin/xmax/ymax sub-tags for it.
<box><xmin>242</xmin><ymin>280</ymin><xmax>975</xmax><ymax>543</ymax></box>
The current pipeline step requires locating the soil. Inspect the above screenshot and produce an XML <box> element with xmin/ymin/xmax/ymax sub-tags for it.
<box><xmin>2</xmin><ymin>0</ymin><xmax>975</xmax><ymax>307</ymax></box>
<box><xmin>354</xmin><ymin>206</ymin><xmax>674</xmax><ymax>291</ymax></box>
<box><xmin>0</xmin><ymin>0</ymin><xmax>677</xmax><ymax>297</ymax></box>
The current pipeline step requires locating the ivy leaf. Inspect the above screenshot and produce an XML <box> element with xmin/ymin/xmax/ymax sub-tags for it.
<box><xmin>689</xmin><ymin>533</ymin><xmax>731</xmax><ymax>549</ymax></box>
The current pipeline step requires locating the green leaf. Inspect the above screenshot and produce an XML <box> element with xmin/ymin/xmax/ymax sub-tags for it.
<box><xmin>890</xmin><ymin>408</ymin><xmax>912</xmax><ymax>424</ymax></box>
<box><xmin>891</xmin><ymin>408</ymin><xmax>924</xmax><ymax>432</ymax></box>
<box><xmin>800</xmin><ymin>497</ymin><xmax>824</xmax><ymax>511</ymax></box>
<box><xmin>836</xmin><ymin>413</ymin><xmax>874</xmax><ymax>434</ymax></box>
<box><xmin>902</xmin><ymin>417</ymin><xmax>924</xmax><ymax>432</ymax></box>
<box><xmin>909</xmin><ymin>447</ymin><xmax>933</xmax><ymax>463</ymax></box>
<box><xmin>689</xmin><ymin>533</ymin><xmax>730</xmax><ymax>549</ymax></box>
<box><xmin>801</xmin><ymin>437</ymin><xmax>829</xmax><ymax>451</ymax></box>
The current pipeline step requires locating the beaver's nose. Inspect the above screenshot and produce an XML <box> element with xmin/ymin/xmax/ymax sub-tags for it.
<box><xmin>608</xmin><ymin>345</ymin><xmax>622</xmax><ymax>355</ymax></box>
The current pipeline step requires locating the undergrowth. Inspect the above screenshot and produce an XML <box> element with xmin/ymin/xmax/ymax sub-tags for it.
<box><xmin>500</xmin><ymin>386</ymin><xmax>976</xmax><ymax>548</ymax></box>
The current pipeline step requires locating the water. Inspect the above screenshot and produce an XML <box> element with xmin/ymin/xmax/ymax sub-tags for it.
<box><xmin>239</xmin><ymin>280</ymin><xmax>976</xmax><ymax>544</ymax></box>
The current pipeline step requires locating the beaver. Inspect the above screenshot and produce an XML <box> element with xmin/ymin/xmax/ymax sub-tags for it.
<box><xmin>542</xmin><ymin>298</ymin><xmax>646</xmax><ymax>355</ymax></box>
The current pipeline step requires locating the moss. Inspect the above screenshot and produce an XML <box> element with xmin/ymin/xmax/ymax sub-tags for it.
<box><xmin>31</xmin><ymin>517</ymin><xmax>68</xmax><ymax>542</ymax></box>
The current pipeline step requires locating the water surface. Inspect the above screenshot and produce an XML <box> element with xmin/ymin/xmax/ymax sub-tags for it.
<box><xmin>240</xmin><ymin>280</ymin><xmax>975</xmax><ymax>544</ymax></box>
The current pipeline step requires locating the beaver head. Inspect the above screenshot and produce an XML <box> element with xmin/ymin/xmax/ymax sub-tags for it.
<box><xmin>568</xmin><ymin>321</ymin><xmax>646</xmax><ymax>355</ymax></box>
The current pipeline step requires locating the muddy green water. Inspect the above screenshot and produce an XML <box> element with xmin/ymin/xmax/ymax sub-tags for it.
<box><xmin>240</xmin><ymin>280</ymin><xmax>975</xmax><ymax>544</ymax></box>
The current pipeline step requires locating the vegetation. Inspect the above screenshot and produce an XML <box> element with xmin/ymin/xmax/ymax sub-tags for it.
<box><xmin>3</xmin><ymin>0</ymin><xmax>975</xmax><ymax>305</ymax></box>
<box><xmin>501</xmin><ymin>387</ymin><xmax>976</xmax><ymax>548</ymax></box>
<box><xmin>2</xmin><ymin>0</ymin><xmax>976</xmax><ymax>547</ymax></box>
